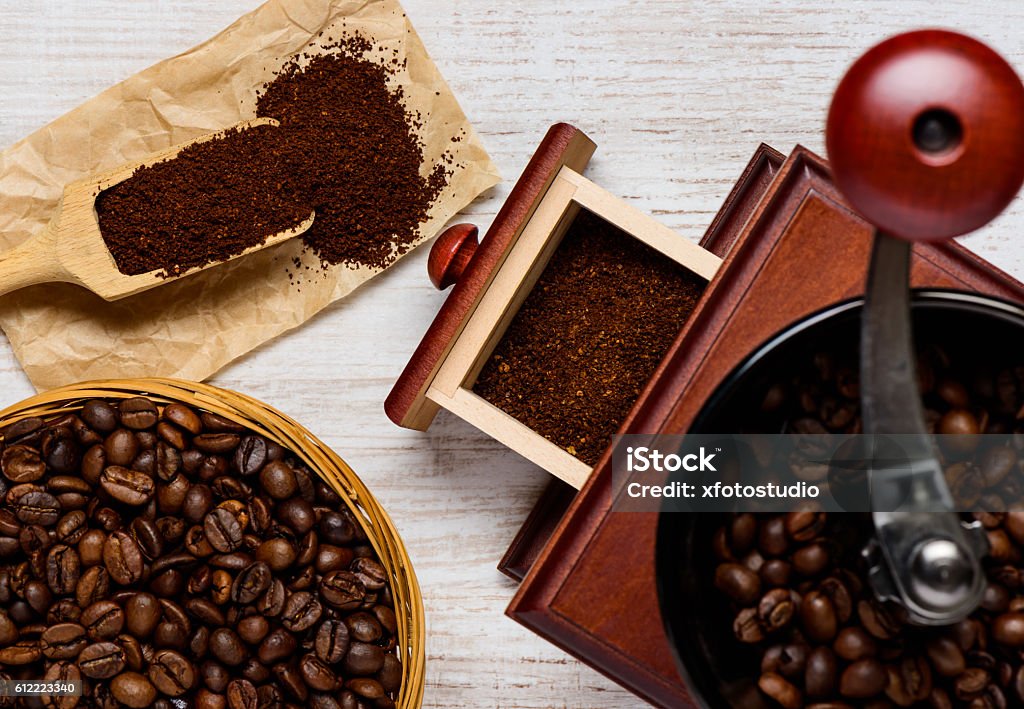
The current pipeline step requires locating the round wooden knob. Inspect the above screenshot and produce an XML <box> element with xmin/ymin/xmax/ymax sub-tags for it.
<box><xmin>428</xmin><ymin>224</ymin><xmax>479</xmax><ymax>290</ymax></box>
<box><xmin>826</xmin><ymin>30</ymin><xmax>1024</xmax><ymax>241</ymax></box>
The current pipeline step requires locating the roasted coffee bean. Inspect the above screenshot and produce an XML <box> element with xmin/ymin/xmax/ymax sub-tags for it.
<box><xmin>281</xmin><ymin>591</ymin><xmax>322</xmax><ymax>632</ymax></box>
<box><xmin>104</xmin><ymin>429</ymin><xmax>138</xmax><ymax>467</ymax></box>
<box><xmin>8</xmin><ymin>485</ymin><xmax>60</xmax><ymax>526</ymax></box>
<box><xmin>757</xmin><ymin>588</ymin><xmax>795</xmax><ymax>633</ymax></box>
<box><xmin>272</xmin><ymin>663</ymin><xmax>308</xmax><ymax>702</ymax></box>
<box><xmin>834</xmin><ymin>627</ymin><xmax>878</xmax><ymax>662</ymax></box>
<box><xmin>859</xmin><ymin>599</ymin><xmax>903</xmax><ymax>640</ymax></box>
<box><xmin>374</xmin><ymin>604</ymin><xmax>398</xmax><ymax>635</ymax></box>
<box><xmin>156</xmin><ymin>421</ymin><xmax>187</xmax><ymax>450</ymax></box>
<box><xmin>204</xmin><ymin>510</ymin><xmax>242</xmax><ymax>553</ymax></box>
<box><xmin>183</xmin><ymin>484</ymin><xmax>214</xmax><ymax>524</ymax></box>
<box><xmin>103</xmin><ymin>531</ymin><xmax>144</xmax><ymax>585</ymax></box>
<box><xmin>100</xmin><ymin>466</ymin><xmax>155</xmax><ymax>506</ymax></box>
<box><xmin>55</xmin><ymin>510</ymin><xmax>87</xmax><ymax>546</ymax></box>
<box><xmin>276</xmin><ymin>498</ymin><xmax>315</xmax><ymax>535</ymax></box>
<box><xmin>81</xmin><ymin>600</ymin><xmax>124</xmax><ymax>640</ymax></box>
<box><xmin>227</xmin><ymin>678</ymin><xmax>258</xmax><ymax>709</ymax></box>
<box><xmin>315</xmin><ymin>619</ymin><xmax>350</xmax><ymax>664</ymax></box>
<box><xmin>188</xmin><ymin>564</ymin><xmax>212</xmax><ymax>595</ymax></box>
<box><xmin>202</xmin><ymin>660</ymin><xmax>231</xmax><ymax>693</ymax></box>
<box><xmin>792</xmin><ymin>542</ymin><xmax>830</xmax><ymax>577</ymax></box>
<box><xmin>760</xmin><ymin>559</ymin><xmax>793</xmax><ymax>588</ymax></box>
<box><xmin>715</xmin><ymin>563</ymin><xmax>761</xmax><ymax>606</ymax></box>
<box><xmin>801</xmin><ymin>591</ymin><xmax>837</xmax><ymax>644</ymax></box>
<box><xmin>233</xmin><ymin>436</ymin><xmax>267</xmax><ymax>477</ymax></box>
<box><xmin>149</xmin><ymin>648</ymin><xmax>196</xmax><ymax>696</ymax></box>
<box><xmin>784</xmin><ymin>510</ymin><xmax>826</xmax><ymax>542</ymax></box>
<box><xmin>840</xmin><ymin>658</ymin><xmax>887</xmax><ymax>699</ymax></box>
<box><xmin>77</xmin><ymin>641</ymin><xmax>125</xmax><ymax>678</ymax></box>
<box><xmin>345</xmin><ymin>611</ymin><xmax>383</xmax><ymax>644</ymax></box>
<box><xmin>42</xmin><ymin>660</ymin><xmax>81</xmax><ymax>709</ymax></box>
<box><xmin>195</xmin><ymin>688</ymin><xmax>228</xmax><ymax>709</ymax></box>
<box><xmin>210</xmin><ymin>627</ymin><xmax>247</xmax><ymax>666</ymax></box>
<box><xmin>258</xmin><ymin>578</ymin><xmax>286</xmax><ymax>617</ymax></box>
<box><xmin>378</xmin><ymin>654</ymin><xmax>402</xmax><ymax>694</ymax></box>
<box><xmin>0</xmin><ymin>639</ymin><xmax>40</xmax><ymax>664</ymax></box>
<box><xmin>351</xmin><ymin>557</ymin><xmax>387</xmax><ymax>591</ymax></box>
<box><xmin>347</xmin><ymin>677</ymin><xmax>385</xmax><ymax>700</ymax></box>
<box><xmin>258</xmin><ymin>628</ymin><xmax>297</xmax><ymax>665</ymax></box>
<box><xmin>110</xmin><ymin>670</ymin><xmax>158</xmax><ymax>708</ymax></box>
<box><xmin>993</xmin><ymin>612</ymin><xmax>1024</xmax><ymax>646</ymax></box>
<box><xmin>91</xmin><ymin>504</ymin><xmax>120</xmax><ymax>532</ymax></box>
<box><xmin>759</xmin><ymin>672</ymin><xmax>802</xmax><ymax>709</ymax></box>
<box><xmin>19</xmin><ymin>523</ymin><xmax>49</xmax><ymax>554</ymax></box>
<box><xmin>955</xmin><ymin>667</ymin><xmax>991</xmax><ymax>701</ymax></box>
<box><xmin>886</xmin><ymin>655</ymin><xmax>932</xmax><ymax>705</ymax></box>
<box><xmin>320</xmin><ymin>570</ymin><xmax>366</xmax><ymax>610</ymax></box>
<box><xmin>25</xmin><ymin>579</ymin><xmax>52</xmax><ymax>615</ymax></box>
<box><xmin>187</xmin><ymin>598</ymin><xmax>227</xmax><ymax>627</ymax></box>
<box><xmin>130</xmin><ymin>517</ymin><xmax>164</xmax><ymax>559</ymax></box>
<box><xmin>119</xmin><ymin>632</ymin><xmax>144</xmax><ymax>670</ymax></box>
<box><xmin>194</xmin><ymin>434</ymin><xmax>241</xmax><ymax>455</ymax></box>
<box><xmin>211</xmin><ymin>551</ymin><xmax>252</xmax><ymax>571</ymax></box>
<box><xmin>319</xmin><ymin>510</ymin><xmax>356</xmax><ymax>546</ymax></box>
<box><xmin>1</xmin><ymin>445</ymin><xmax>45</xmax><ymax>483</ymax></box>
<box><xmin>759</xmin><ymin>644</ymin><xmax>802</xmax><ymax>675</ymax></box>
<box><xmin>119</xmin><ymin>397</ymin><xmax>158</xmax><ymax>430</ymax></box>
<box><xmin>804</xmin><ymin>647</ymin><xmax>837</xmax><ymax>700</ymax></box>
<box><xmin>82</xmin><ymin>400</ymin><xmax>118</xmax><ymax>433</ymax></box>
<box><xmin>300</xmin><ymin>653</ymin><xmax>340</xmax><ymax>692</ymax></box>
<box><xmin>237</xmin><ymin>615</ymin><xmax>269</xmax><ymax>645</ymax></box>
<box><xmin>78</xmin><ymin>531</ymin><xmax>106</xmax><ymax>568</ymax></box>
<box><xmin>230</xmin><ymin>561</ymin><xmax>271</xmax><ymax>604</ymax></box>
<box><xmin>45</xmin><ymin>544</ymin><xmax>80</xmax><ymax>594</ymax></box>
<box><xmin>343</xmin><ymin>641</ymin><xmax>385</xmax><ymax>676</ymax></box>
<box><xmin>39</xmin><ymin>623</ymin><xmax>86</xmax><ymax>660</ymax></box>
<box><xmin>161</xmin><ymin>403</ymin><xmax>201</xmax><ymax>434</ymax></box>
<box><xmin>926</xmin><ymin>636</ymin><xmax>966</xmax><ymax>677</ymax></box>
<box><xmin>259</xmin><ymin>461</ymin><xmax>297</xmax><ymax>500</ymax></box>
<box><xmin>256</xmin><ymin>537</ymin><xmax>296</xmax><ymax>571</ymax></box>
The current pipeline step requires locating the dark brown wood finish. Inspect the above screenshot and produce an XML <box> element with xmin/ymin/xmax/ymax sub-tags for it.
<box><xmin>496</xmin><ymin>143</ymin><xmax>786</xmax><ymax>583</ymax></box>
<box><xmin>826</xmin><ymin>29</ymin><xmax>1024</xmax><ymax>241</ymax></box>
<box><xmin>428</xmin><ymin>224</ymin><xmax>479</xmax><ymax>290</ymax></box>
<box><xmin>507</xmin><ymin>145</ymin><xmax>1024</xmax><ymax>708</ymax></box>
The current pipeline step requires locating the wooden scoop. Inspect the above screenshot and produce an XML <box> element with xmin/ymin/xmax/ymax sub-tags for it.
<box><xmin>0</xmin><ymin>117</ymin><xmax>314</xmax><ymax>301</ymax></box>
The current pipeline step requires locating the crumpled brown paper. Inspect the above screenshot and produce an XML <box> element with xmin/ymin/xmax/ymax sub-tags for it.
<box><xmin>0</xmin><ymin>0</ymin><xmax>500</xmax><ymax>391</ymax></box>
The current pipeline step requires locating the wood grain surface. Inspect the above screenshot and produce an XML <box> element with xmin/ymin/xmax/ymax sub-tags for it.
<box><xmin>3</xmin><ymin>2</ymin><xmax>1024</xmax><ymax>707</ymax></box>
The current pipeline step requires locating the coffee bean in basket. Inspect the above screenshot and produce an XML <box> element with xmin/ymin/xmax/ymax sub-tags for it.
<box><xmin>0</xmin><ymin>396</ymin><xmax>402</xmax><ymax>708</ymax></box>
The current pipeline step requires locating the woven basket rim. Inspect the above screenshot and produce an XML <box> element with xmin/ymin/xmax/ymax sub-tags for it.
<box><xmin>0</xmin><ymin>377</ymin><xmax>425</xmax><ymax>709</ymax></box>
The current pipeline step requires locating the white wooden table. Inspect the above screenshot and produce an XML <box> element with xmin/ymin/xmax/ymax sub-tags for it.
<box><xmin>3</xmin><ymin>2</ymin><xmax>1024</xmax><ymax>706</ymax></box>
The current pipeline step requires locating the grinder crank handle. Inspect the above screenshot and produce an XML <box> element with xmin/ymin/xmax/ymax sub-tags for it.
<box><xmin>826</xmin><ymin>29</ymin><xmax>1024</xmax><ymax>624</ymax></box>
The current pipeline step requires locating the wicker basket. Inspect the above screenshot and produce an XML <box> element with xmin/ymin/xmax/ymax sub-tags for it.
<box><xmin>0</xmin><ymin>378</ymin><xmax>425</xmax><ymax>708</ymax></box>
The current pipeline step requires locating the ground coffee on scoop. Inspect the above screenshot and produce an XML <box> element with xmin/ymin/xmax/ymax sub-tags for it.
<box><xmin>473</xmin><ymin>210</ymin><xmax>706</xmax><ymax>466</ymax></box>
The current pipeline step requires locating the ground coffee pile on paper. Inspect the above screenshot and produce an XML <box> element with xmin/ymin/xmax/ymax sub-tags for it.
<box><xmin>98</xmin><ymin>35</ymin><xmax>448</xmax><ymax>277</ymax></box>
<box><xmin>256</xmin><ymin>37</ymin><xmax>450</xmax><ymax>271</ymax></box>
<box><xmin>473</xmin><ymin>210</ymin><xmax>707</xmax><ymax>466</ymax></box>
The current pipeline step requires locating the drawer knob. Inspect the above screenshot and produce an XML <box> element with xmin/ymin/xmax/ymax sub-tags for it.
<box><xmin>428</xmin><ymin>224</ymin><xmax>479</xmax><ymax>290</ymax></box>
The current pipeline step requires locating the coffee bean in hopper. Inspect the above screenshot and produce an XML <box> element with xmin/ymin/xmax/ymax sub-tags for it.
<box><xmin>707</xmin><ymin>341</ymin><xmax>1024</xmax><ymax>707</ymax></box>
<box><xmin>0</xmin><ymin>398</ymin><xmax>403</xmax><ymax>705</ymax></box>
